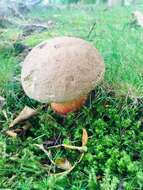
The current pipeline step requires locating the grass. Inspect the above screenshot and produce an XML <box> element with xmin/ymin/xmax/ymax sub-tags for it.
<box><xmin>0</xmin><ymin>4</ymin><xmax>143</xmax><ymax>190</ymax></box>
<box><xmin>0</xmin><ymin>54</ymin><xmax>17</xmax><ymax>94</ymax></box>
<box><xmin>24</xmin><ymin>5</ymin><xmax>143</xmax><ymax>97</ymax></box>
<box><xmin>1</xmin><ymin>6</ymin><xmax>143</xmax><ymax>96</ymax></box>
<box><xmin>0</xmin><ymin>87</ymin><xmax>143</xmax><ymax>189</ymax></box>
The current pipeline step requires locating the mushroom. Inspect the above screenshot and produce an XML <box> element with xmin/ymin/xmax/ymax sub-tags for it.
<box><xmin>21</xmin><ymin>37</ymin><xmax>105</xmax><ymax>115</ymax></box>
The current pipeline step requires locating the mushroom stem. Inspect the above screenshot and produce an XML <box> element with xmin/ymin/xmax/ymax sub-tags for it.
<box><xmin>51</xmin><ymin>96</ymin><xmax>87</xmax><ymax>115</ymax></box>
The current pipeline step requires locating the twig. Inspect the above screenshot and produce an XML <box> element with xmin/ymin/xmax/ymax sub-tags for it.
<box><xmin>35</xmin><ymin>144</ymin><xmax>85</xmax><ymax>176</ymax></box>
<box><xmin>41</xmin><ymin>143</ymin><xmax>87</xmax><ymax>152</ymax></box>
<box><xmin>35</xmin><ymin>144</ymin><xmax>55</xmax><ymax>165</ymax></box>
<box><xmin>35</xmin><ymin>128</ymin><xmax>88</xmax><ymax>176</ymax></box>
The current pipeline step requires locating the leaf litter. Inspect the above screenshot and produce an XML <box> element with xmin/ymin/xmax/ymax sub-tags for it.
<box><xmin>35</xmin><ymin>128</ymin><xmax>88</xmax><ymax>176</ymax></box>
<box><xmin>6</xmin><ymin>105</ymin><xmax>38</xmax><ymax>137</ymax></box>
<box><xmin>5</xmin><ymin>104</ymin><xmax>88</xmax><ymax>175</ymax></box>
<box><xmin>9</xmin><ymin>106</ymin><xmax>37</xmax><ymax>128</ymax></box>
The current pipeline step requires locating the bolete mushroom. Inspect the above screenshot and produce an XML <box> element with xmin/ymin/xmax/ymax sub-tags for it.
<box><xmin>21</xmin><ymin>37</ymin><xmax>105</xmax><ymax>115</ymax></box>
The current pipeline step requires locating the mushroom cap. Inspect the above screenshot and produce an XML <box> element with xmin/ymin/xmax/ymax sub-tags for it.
<box><xmin>21</xmin><ymin>37</ymin><xmax>105</xmax><ymax>103</ymax></box>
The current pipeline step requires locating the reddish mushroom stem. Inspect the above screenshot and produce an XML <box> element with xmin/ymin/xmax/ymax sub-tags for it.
<box><xmin>51</xmin><ymin>96</ymin><xmax>87</xmax><ymax>115</ymax></box>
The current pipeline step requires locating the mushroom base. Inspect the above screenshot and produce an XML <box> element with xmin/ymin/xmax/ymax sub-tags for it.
<box><xmin>51</xmin><ymin>96</ymin><xmax>87</xmax><ymax>115</ymax></box>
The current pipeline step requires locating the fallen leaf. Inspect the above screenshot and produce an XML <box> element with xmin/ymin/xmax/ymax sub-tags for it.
<box><xmin>6</xmin><ymin>130</ymin><xmax>17</xmax><ymax>137</ymax></box>
<box><xmin>6</xmin><ymin>121</ymin><xmax>33</xmax><ymax>137</ymax></box>
<box><xmin>53</xmin><ymin>153</ymin><xmax>84</xmax><ymax>176</ymax></box>
<box><xmin>82</xmin><ymin>128</ymin><xmax>88</xmax><ymax>146</ymax></box>
<box><xmin>14</xmin><ymin>121</ymin><xmax>33</xmax><ymax>136</ymax></box>
<box><xmin>55</xmin><ymin>158</ymin><xmax>72</xmax><ymax>170</ymax></box>
<box><xmin>9</xmin><ymin>106</ymin><xmax>37</xmax><ymax>128</ymax></box>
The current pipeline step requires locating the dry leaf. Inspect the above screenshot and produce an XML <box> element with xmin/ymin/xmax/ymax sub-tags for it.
<box><xmin>52</xmin><ymin>153</ymin><xmax>84</xmax><ymax>176</ymax></box>
<box><xmin>9</xmin><ymin>106</ymin><xmax>37</xmax><ymax>128</ymax></box>
<box><xmin>14</xmin><ymin>121</ymin><xmax>33</xmax><ymax>136</ymax></box>
<box><xmin>22</xmin><ymin>122</ymin><xmax>33</xmax><ymax>130</ymax></box>
<box><xmin>6</xmin><ymin>130</ymin><xmax>17</xmax><ymax>137</ymax></box>
<box><xmin>55</xmin><ymin>158</ymin><xmax>72</xmax><ymax>170</ymax></box>
<box><xmin>6</xmin><ymin>122</ymin><xmax>33</xmax><ymax>137</ymax></box>
<box><xmin>82</xmin><ymin>128</ymin><xmax>88</xmax><ymax>146</ymax></box>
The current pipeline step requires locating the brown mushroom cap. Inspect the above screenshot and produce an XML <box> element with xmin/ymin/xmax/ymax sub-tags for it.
<box><xmin>21</xmin><ymin>37</ymin><xmax>105</xmax><ymax>103</ymax></box>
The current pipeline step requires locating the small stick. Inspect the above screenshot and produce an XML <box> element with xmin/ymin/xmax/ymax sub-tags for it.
<box><xmin>35</xmin><ymin>144</ymin><xmax>55</xmax><ymax>165</ymax></box>
<box><xmin>35</xmin><ymin>144</ymin><xmax>85</xmax><ymax>176</ymax></box>
<box><xmin>41</xmin><ymin>144</ymin><xmax>87</xmax><ymax>152</ymax></box>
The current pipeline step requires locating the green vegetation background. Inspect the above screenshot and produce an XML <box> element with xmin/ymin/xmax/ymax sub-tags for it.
<box><xmin>0</xmin><ymin>3</ymin><xmax>143</xmax><ymax>190</ymax></box>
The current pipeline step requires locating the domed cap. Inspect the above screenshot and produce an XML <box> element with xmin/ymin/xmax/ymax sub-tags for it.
<box><xmin>21</xmin><ymin>37</ymin><xmax>105</xmax><ymax>103</ymax></box>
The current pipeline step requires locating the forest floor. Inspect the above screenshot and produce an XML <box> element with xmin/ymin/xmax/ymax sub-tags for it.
<box><xmin>0</xmin><ymin>4</ymin><xmax>143</xmax><ymax>190</ymax></box>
